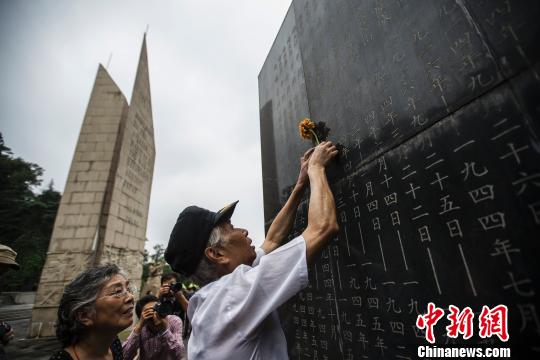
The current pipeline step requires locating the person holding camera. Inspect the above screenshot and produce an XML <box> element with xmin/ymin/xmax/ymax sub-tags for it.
<box><xmin>158</xmin><ymin>273</ymin><xmax>189</xmax><ymax>316</ymax></box>
<box><xmin>158</xmin><ymin>272</ymin><xmax>192</xmax><ymax>343</ymax></box>
<box><xmin>122</xmin><ymin>295</ymin><xmax>185</xmax><ymax>360</ymax></box>
<box><xmin>164</xmin><ymin>141</ymin><xmax>339</xmax><ymax>359</ymax></box>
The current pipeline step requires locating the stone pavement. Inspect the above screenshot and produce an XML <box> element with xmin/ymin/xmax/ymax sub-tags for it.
<box><xmin>1</xmin><ymin>304</ymin><xmax>61</xmax><ymax>359</ymax></box>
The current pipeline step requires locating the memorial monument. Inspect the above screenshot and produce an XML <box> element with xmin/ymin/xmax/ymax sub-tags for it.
<box><xmin>29</xmin><ymin>35</ymin><xmax>155</xmax><ymax>337</ymax></box>
<box><xmin>259</xmin><ymin>1</ymin><xmax>540</xmax><ymax>357</ymax></box>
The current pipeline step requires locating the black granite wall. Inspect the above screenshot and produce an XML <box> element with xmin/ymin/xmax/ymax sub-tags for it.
<box><xmin>258</xmin><ymin>0</ymin><xmax>540</xmax><ymax>358</ymax></box>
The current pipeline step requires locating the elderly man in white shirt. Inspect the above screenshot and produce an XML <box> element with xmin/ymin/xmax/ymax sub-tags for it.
<box><xmin>165</xmin><ymin>141</ymin><xmax>339</xmax><ymax>359</ymax></box>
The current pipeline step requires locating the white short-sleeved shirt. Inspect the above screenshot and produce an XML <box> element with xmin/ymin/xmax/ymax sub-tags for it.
<box><xmin>187</xmin><ymin>236</ymin><xmax>308</xmax><ymax>360</ymax></box>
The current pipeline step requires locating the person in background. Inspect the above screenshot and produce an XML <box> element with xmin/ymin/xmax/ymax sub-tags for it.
<box><xmin>122</xmin><ymin>295</ymin><xmax>185</xmax><ymax>360</ymax></box>
<box><xmin>49</xmin><ymin>264</ymin><xmax>134</xmax><ymax>360</ymax></box>
<box><xmin>158</xmin><ymin>272</ymin><xmax>188</xmax><ymax>315</ymax></box>
<box><xmin>158</xmin><ymin>272</ymin><xmax>192</xmax><ymax>340</ymax></box>
<box><xmin>0</xmin><ymin>245</ymin><xmax>20</xmax><ymax>360</ymax></box>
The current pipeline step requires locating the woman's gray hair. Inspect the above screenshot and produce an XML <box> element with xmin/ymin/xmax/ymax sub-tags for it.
<box><xmin>191</xmin><ymin>224</ymin><xmax>225</xmax><ymax>286</ymax></box>
<box><xmin>56</xmin><ymin>264</ymin><xmax>126</xmax><ymax>346</ymax></box>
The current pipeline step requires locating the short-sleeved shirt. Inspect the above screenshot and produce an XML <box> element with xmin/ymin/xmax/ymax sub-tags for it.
<box><xmin>187</xmin><ymin>235</ymin><xmax>308</xmax><ymax>360</ymax></box>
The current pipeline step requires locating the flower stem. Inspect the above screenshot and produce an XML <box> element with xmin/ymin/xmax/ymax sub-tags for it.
<box><xmin>309</xmin><ymin>129</ymin><xmax>320</xmax><ymax>145</ymax></box>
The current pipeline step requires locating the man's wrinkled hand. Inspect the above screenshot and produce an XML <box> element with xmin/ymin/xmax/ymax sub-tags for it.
<box><xmin>297</xmin><ymin>148</ymin><xmax>315</xmax><ymax>186</ymax></box>
<box><xmin>308</xmin><ymin>141</ymin><xmax>338</xmax><ymax>170</ymax></box>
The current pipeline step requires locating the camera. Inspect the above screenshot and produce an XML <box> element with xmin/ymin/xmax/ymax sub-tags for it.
<box><xmin>153</xmin><ymin>282</ymin><xmax>183</xmax><ymax>317</ymax></box>
<box><xmin>153</xmin><ymin>297</ymin><xmax>175</xmax><ymax>318</ymax></box>
<box><xmin>169</xmin><ymin>282</ymin><xmax>183</xmax><ymax>293</ymax></box>
<box><xmin>0</xmin><ymin>322</ymin><xmax>11</xmax><ymax>338</ymax></box>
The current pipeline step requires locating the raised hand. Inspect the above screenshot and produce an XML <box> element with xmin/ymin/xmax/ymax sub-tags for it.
<box><xmin>308</xmin><ymin>141</ymin><xmax>338</xmax><ymax>171</ymax></box>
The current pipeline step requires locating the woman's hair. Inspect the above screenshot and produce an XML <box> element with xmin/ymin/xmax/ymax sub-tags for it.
<box><xmin>56</xmin><ymin>264</ymin><xmax>125</xmax><ymax>347</ymax></box>
<box><xmin>135</xmin><ymin>294</ymin><xmax>158</xmax><ymax>318</ymax></box>
<box><xmin>191</xmin><ymin>224</ymin><xmax>225</xmax><ymax>286</ymax></box>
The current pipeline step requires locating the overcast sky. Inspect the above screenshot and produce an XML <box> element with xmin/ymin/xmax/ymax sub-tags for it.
<box><xmin>0</xmin><ymin>0</ymin><xmax>292</xmax><ymax>252</ymax></box>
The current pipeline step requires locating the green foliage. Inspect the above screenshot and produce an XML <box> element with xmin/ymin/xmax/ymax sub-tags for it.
<box><xmin>0</xmin><ymin>133</ymin><xmax>61</xmax><ymax>291</ymax></box>
<box><xmin>139</xmin><ymin>242</ymin><xmax>200</xmax><ymax>290</ymax></box>
<box><xmin>140</xmin><ymin>244</ymin><xmax>171</xmax><ymax>290</ymax></box>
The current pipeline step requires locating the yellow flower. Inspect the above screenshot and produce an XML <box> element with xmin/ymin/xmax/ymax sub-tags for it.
<box><xmin>299</xmin><ymin>118</ymin><xmax>319</xmax><ymax>144</ymax></box>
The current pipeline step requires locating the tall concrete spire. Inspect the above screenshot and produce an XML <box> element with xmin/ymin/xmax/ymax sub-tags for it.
<box><xmin>30</xmin><ymin>35</ymin><xmax>155</xmax><ymax>337</ymax></box>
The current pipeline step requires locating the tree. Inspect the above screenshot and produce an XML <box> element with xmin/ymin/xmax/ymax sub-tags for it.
<box><xmin>140</xmin><ymin>243</ymin><xmax>172</xmax><ymax>291</ymax></box>
<box><xmin>0</xmin><ymin>133</ymin><xmax>61</xmax><ymax>291</ymax></box>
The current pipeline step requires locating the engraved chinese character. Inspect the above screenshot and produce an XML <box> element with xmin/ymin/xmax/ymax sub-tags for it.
<box><xmin>357</xmin><ymin>332</ymin><xmax>368</xmax><ymax>349</ymax></box>
<box><xmin>499</xmin><ymin>143</ymin><xmax>530</xmax><ymax>165</ymax></box>
<box><xmin>340</xmin><ymin>210</ymin><xmax>348</xmax><ymax>223</ymax></box>
<box><xmin>468</xmin><ymin>73</ymin><xmax>494</xmax><ymax>91</ymax></box>
<box><xmin>517</xmin><ymin>303</ymin><xmax>540</xmax><ymax>333</ymax></box>
<box><xmin>446</xmin><ymin>219</ymin><xmax>463</xmax><ymax>238</ymax></box>
<box><xmin>391</xmin><ymin>211</ymin><xmax>401</xmax><ymax>226</ymax></box>
<box><xmin>366</xmin><ymin>181</ymin><xmax>374</xmax><ymax>197</ymax></box>
<box><xmin>439</xmin><ymin>195</ymin><xmax>461</xmax><ymax>215</ymax></box>
<box><xmin>367</xmin><ymin>200</ymin><xmax>378</xmax><ymax>212</ymax></box>
<box><xmin>490</xmin><ymin>239</ymin><xmax>520</xmax><ymax>265</ymax></box>
<box><xmin>512</xmin><ymin>172</ymin><xmax>540</xmax><ymax>196</ymax></box>
<box><xmin>380</xmin><ymin>174</ymin><xmax>392</xmax><ymax>188</ymax></box>
<box><xmin>418</xmin><ymin>225</ymin><xmax>431</xmax><ymax>242</ymax></box>
<box><xmin>468</xmin><ymin>184</ymin><xmax>495</xmax><ymax>203</ymax></box>
<box><xmin>350</xmin><ymin>189</ymin><xmax>360</xmax><ymax>202</ymax></box>
<box><xmin>406</xmin><ymin>182</ymin><xmax>421</xmax><ymax>199</ymax></box>
<box><xmin>372</xmin><ymin>316</ymin><xmax>385</xmax><ymax>331</ymax></box>
<box><xmin>478</xmin><ymin>212</ymin><xmax>506</xmax><ymax>231</ymax></box>
<box><xmin>349</xmin><ymin>276</ymin><xmax>361</xmax><ymax>290</ymax></box>
<box><xmin>373</xmin><ymin>217</ymin><xmax>381</xmax><ymax>230</ymax></box>
<box><xmin>386</xmin><ymin>298</ymin><xmax>402</xmax><ymax>313</ymax></box>
<box><xmin>502</xmin><ymin>272</ymin><xmax>534</xmax><ymax>297</ymax></box>
<box><xmin>378</xmin><ymin>156</ymin><xmax>387</xmax><ymax>173</ymax></box>
<box><xmin>364</xmin><ymin>276</ymin><xmax>377</xmax><ymax>290</ymax></box>
<box><xmin>384</xmin><ymin>192</ymin><xmax>398</xmax><ymax>205</ymax></box>
<box><xmin>353</xmin><ymin>205</ymin><xmax>361</xmax><ymax>218</ymax></box>
<box><xmin>430</xmin><ymin>172</ymin><xmax>449</xmax><ymax>191</ymax></box>
<box><xmin>368</xmin><ymin>297</ymin><xmax>379</xmax><ymax>309</ymax></box>
<box><xmin>373</xmin><ymin>336</ymin><xmax>387</xmax><ymax>356</ymax></box>
<box><xmin>461</xmin><ymin>162</ymin><xmax>488</xmax><ymax>180</ymax></box>
<box><xmin>352</xmin><ymin>296</ymin><xmax>362</xmax><ymax>306</ymax></box>
<box><xmin>390</xmin><ymin>321</ymin><xmax>405</xmax><ymax>335</ymax></box>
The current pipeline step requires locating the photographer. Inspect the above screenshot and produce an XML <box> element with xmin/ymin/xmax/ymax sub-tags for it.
<box><xmin>122</xmin><ymin>295</ymin><xmax>185</xmax><ymax>360</ymax></box>
<box><xmin>158</xmin><ymin>272</ymin><xmax>193</xmax><ymax>343</ymax></box>
<box><xmin>158</xmin><ymin>273</ymin><xmax>189</xmax><ymax>316</ymax></box>
<box><xmin>0</xmin><ymin>245</ymin><xmax>19</xmax><ymax>360</ymax></box>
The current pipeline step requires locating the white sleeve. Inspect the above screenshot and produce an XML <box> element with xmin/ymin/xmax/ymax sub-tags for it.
<box><xmin>251</xmin><ymin>247</ymin><xmax>266</xmax><ymax>267</ymax></box>
<box><xmin>224</xmin><ymin>235</ymin><xmax>308</xmax><ymax>338</ymax></box>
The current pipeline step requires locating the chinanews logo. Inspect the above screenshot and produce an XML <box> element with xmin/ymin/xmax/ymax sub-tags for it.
<box><xmin>416</xmin><ymin>302</ymin><xmax>509</xmax><ymax>344</ymax></box>
<box><xmin>415</xmin><ymin>303</ymin><xmax>511</xmax><ymax>358</ymax></box>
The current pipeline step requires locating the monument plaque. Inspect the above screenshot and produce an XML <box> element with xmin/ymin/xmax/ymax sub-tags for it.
<box><xmin>259</xmin><ymin>1</ymin><xmax>540</xmax><ymax>357</ymax></box>
<box><xmin>30</xmin><ymin>35</ymin><xmax>155</xmax><ymax>337</ymax></box>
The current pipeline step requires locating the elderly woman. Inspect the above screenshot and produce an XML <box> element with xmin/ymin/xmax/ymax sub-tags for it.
<box><xmin>49</xmin><ymin>264</ymin><xmax>135</xmax><ymax>360</ymax></box>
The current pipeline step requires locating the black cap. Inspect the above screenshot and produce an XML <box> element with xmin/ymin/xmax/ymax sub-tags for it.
<box><xmin>165</xmin><ymin>201</ymin><xmax>238</xmax><ymax>276</ymax></box>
